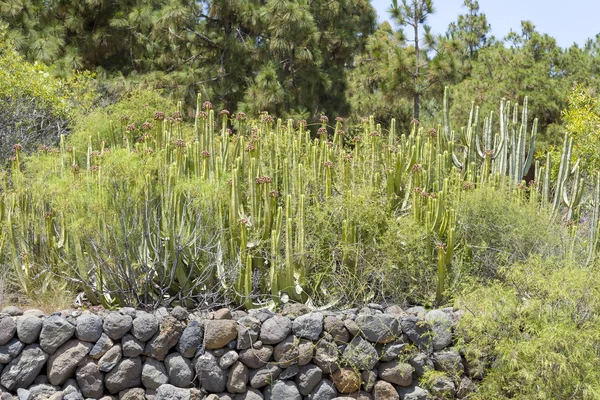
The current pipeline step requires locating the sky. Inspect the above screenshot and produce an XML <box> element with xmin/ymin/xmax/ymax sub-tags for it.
<box><xmin>371</xmin><ymin>0</ymin><xmax>600</xmax><ymax>48</ymax></box>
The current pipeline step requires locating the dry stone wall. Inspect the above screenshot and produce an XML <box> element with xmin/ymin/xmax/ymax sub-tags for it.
<box><xmin>0</xmin><ymin>304</ymin><xmax>478</xmax><ymax>400</ymax></box>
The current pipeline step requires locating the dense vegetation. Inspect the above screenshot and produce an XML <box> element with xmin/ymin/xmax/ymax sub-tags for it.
<box><xmin>3</xmin><ymin>0</ymin><xmax>600</xmax><ymax>398</ymax></box>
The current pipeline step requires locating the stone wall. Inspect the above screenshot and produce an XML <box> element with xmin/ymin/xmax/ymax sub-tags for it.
<box><xmin>0</xmin><ymin>304</ymin><xmax>478</xmax><ymax>400</ymax></box>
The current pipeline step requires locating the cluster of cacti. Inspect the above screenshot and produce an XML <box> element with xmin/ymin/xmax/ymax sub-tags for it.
<box><xmin>1</xmin><ymin>90</ymin><xmax>598</xmax><ymax>308</ymax></box>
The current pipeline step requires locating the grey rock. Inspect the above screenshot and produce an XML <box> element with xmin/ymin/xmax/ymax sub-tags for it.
<box><xmin>273</xmin><ymin>335</ymin><xmax>298</xmax><ymax>368</ymax></box>
<box><xmin>238</xmin><ymin>345</ymin><xmax>273</xmax><ymax>369</ymax></box>
<box><xmin>259</xmin><ymin>317</ymin><xmax>291</xmax><ymax>345</ymax></box>
<box><xmin>141</xmin><ymin>358</ymin><xmax>168</xmax><ymax>390</ymax></box>
<box><xmin>155</xmin><ymin>384</ymin><xmax>190</xmax><ymax>400</ymax></box>
<box><xmin>17</xmin><ymin>317</ymin><xmax>42</xmax><ymax>344</ymax></box>
<box><xmin>429</xmin><ymin>375</ymin><xmax>455</xmax><ymax>398</ymax></box>
<box><xmin>89</xmin><ymin>333</ymin><xmax>114</xmax><ymax>360</ymax></box>
<box><xmin>131</xmin><ymin>313</ymin><xmax>158</xmax><ymax>342</ymax></box>
<box><xmin>16</xmin><ymin>388</ymin><xmax>29</xmax><ymax>400</ymax></box>
<box><xmin>265</xmin><ymin>380</ymin><xmax>301</xmax><ymax>400</ymax></box>
<box><xmin>342</xmin><ymin>337</ymin><xmax>378</xmax><ymax>371</ymax></box>
<box><xmin>292</xmin><ymin>313</ymin><xmax>323</xmax><ymax>341</ymax></box>
<box><xmin>456</xmin><ymin>376</ymin><xmax>476</xmax><ymax>399</ymax></box>
<box><xmin>144</xmin><ymin>316</ymin><xmax>185</xmax><ymax>361</ymax></box>
<box><xmin>248</xmin><ymin>309</ymin><xmax>274</xmax><ymax>323</ymax></box>
<box><xmin>374</xmin><ymin>380</ymin><xmax>399</xmax><ymax>400</ymax></box>
<box><xmin>104</xmin><ymin>357</ymin><xmax>142</xmax><ymax>394</ymax></box>
<box><xmin>165</xmin><ymin>352</ymin><xmax>194</xmax><ymax>388</ymax></box>
<box><xmin>195</xmin><ymin>352</ymin><xmax>226</xmax><ymax>393</ymax></box>
<box><xmin>249</xmin><ymin>365</ymin><xmax>281</xmax><ymax>389</ymax></box>
<box><xmin>213</xmin><ymin>308</ymin><xmax>232</xmax><ymax>320</ymax></box>
<box><xmin>76</xmin><ymin>358</ymin><xmax>104</xmax><ymax>398</ymax></box>
<box><xmin>314</xmin><ymin>340</ymin><xmax>339</xmax><ymax>374</ymax></box>
<box><xmin>171</xmin><ymin>307</ymin><xmax>189</xmax><ymax>321</ymax></box>
<box><xmin>47</xmin><ymin>340</ymin><xmax>93</xmax><ymax>385</ymax></box>
<box><xmin>409</xmin><ymin>353</ymin><xmax>433</xmax><ymax>378</ymax></box>
<box><xmin>361</xmin><ymin>370</ymin><xmax>377</xmax><ymax>392</ymax></box>
<box><xmin>295</xmin><ymin>364</ymin><xmax>322</xmax><ymax>395</ymax></box>
<box><xmin>121</xmin><ymin>334</ymin><xmax>144</xmax><ymax>358</ymax></box>
<box><xmin>297</xmin><ymin>339</ymin><xmax>313</xmax><ymax>366</ymax></box>
<box><xmin>176</xmin><ymin>321</ymin><xmax>203</xmax><ymax>358</ymax></box>
<box><xmin>0</xmin><ymin>344</ymin><xmax>48</xmax><ymax>390</ymax></box>
<box><xmin>343</xmin><ymin>319</ymin><xmax>360</xmax><ymax>337</ymax></box>
<box><xmin>0</xmin><ymin>317</ymin><xmax>15</xmax><ymax>347</ymax></box>
<box><xmin>102</xmin><ymin>313</ymin><xmax>132</xmax><ymax>341</ymax></box>
<box><xmin>433</xmin><ymin>349</ymin><xmax>464</xmax><ymax>376</ymax></box>
<box><xmin>75</xmin><ymin>314</ymin><xmax>103</xmax><ymax>343</ymax></box>
<box><xmin>119</xmin><ymin>308</ymin><xmax>137</xmax><ymax>319</ymax></box>
<box><xmin>226</xmin><ymin>361</ymin><xmax>248</xmax><ymax>394</ymax></box>
<box><xmin>378</xmin><ymin>360</ymin><xmax>413</xmax><ymax>386</ymax></box>
<box><xmin>1</xmin><ymin>308</ymin><xmax>21</xmax><ymax>317</ymax></box>
<box><xmin>425</xmin><ymin>310</ymin><xmax>452</xmax><ymax>351</ymax></box>
<box><xmin>399</xmin><ymin>317</ymin><xmax>431</xmax><ymax>352</ymax></box>
<box><xmin>233</xmin><ymin>388</ymin><xmax>262</xmax><ymax>400</ymax></box>
<box><xmin>40</xmin><ymin>316</ymin><xmax>75</xmax><ymax>355</ymax></box>
<box><xmin>23</xmin><ymin>309</ymin><xmax>45</xmax><ymax>318</ymax></box>
<box><xmin>279</xmin><ymin>364</ymin><xmax>299</xmax><ymax>380</ymax></box>
<box><xmin>0</xmin><ymin>339</ymin><xmax>24</xmax><ymax>364</ymax></box>
<box><xmin>204</xmin><ymin>320</ymin><xmax>238</xmax><ymax>350</ymax></box>
<box><xmin>98</xmin><ymin>344</ymin><xmax>122</xmax><ymax>373</ymax></box>
<box><xmin>236</xmin><ymin>317</ymin><xmax>261</xmax><ymax>350</ymax></box>
<box><xmin>396</xmin><ymin>385</ymin><xmax>432</xmax><ymax>400</ymax></box>
<box><xmin>29</xmin><ymin>383</ymin><xmax>58</xmax><ymax>398</ymax></box>
<box><xmin>355</xmin><ymin>314</ymin><xmax>399</xmax><ymax>344</ymax></box>
<box><xmin>219</xmin><ymin>350</ymin><xmax>239</xmax><ymax>369</ymax></box>
<box><xmin>379</xmin><ymin>340</ymin><xmax>407</xmax><ymax>362</ymax></box>
<box><xmin>309</xmin><ymin>379</ymin><xmax>338</xmax><ymax>400</ymax></box>
<box><xmin>119</xmin><ymin>387</ymin><xmax>145</xmax><ymax>400</ymax></box>
<box><xmin>323</xmin><ymin>316</ymin><xmax>350</xmax><ymax>344</ymax></box>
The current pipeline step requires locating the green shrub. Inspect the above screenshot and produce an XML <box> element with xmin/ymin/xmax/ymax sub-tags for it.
<box><xmin>456</xmin><ymin>256</ymin><xmax>600</xmax><ymax>399</ymax></box>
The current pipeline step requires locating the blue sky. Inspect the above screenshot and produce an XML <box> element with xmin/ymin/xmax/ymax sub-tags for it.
<box><xmin>371</xmin><ymin>0</ymin><xmax>599</xmax><ymax>48</ymax></box>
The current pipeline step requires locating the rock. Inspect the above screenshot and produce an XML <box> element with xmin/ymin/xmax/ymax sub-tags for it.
<box><xmin>273</xmin><ymin>335</ymin><xmax>298</xmax><ymax>368</ymax></box>
<box><xmin>266</xmin><ymin>380</ymin><xmax>301</xmax><ymax>400</ymax></box>
<box><xmin>76</xmin><ymin>314</ymin><xmax>103</xmax><ymax>343</ymax></box>
<box><xmin>119</xmin><ymin>387</ymin><xmax>146</xmax><ymax>400</ymax></box>
<box><xmin>249</xmin><ymin>364</ymin><xmax>281</xmax><ymax>388</ymax></box>
<box><xmin>409</xmin><ymin>353</ymin><xmax>433</xmax><ymax>378</ymax></box>
<box><xmin>237</xmin><ymin>317</ymin><xmax>261</xmax><ymax>350</ymax></box>
<box><xmin>433</xmin><ymin>349</ymin><xmax>464</xmax><ymax>376</ymax></box>
<box><xmin>342</xmin><ymin>337</ymin><xmax>378</xmax><ymax>371</ymax></box>
<box><xmin>144</xmin><ymin>316</ymin><xmax>185</xmax><ymax>361</ymax></box>
<box><xmin>165</xmin><ymin>352</ymin><xmax>194</xmax><ymax>388</ymax></box>
<box><xmin>102</xmin><ymin>313</ymin><xmax>132</xmax><ymax>341</ymax></box>
<box><xmin>23</xmin><ymin>309</ymin><xmax>45</xmax><ymax>318</ymax></box>
<box><xmin>62</xmin><ymin>377</ymin><xmax>81</xmax><ymax>395</ymax></box>
<box><xmin>104</xmin><ymin>357</ymin><xmax>142</xmax><ymax>394</ymax></box>
<box><xmin>361</xmin><ymin>370</ymin><xmax>377</xmax><ymax>392</ymax></box>
<box><xmin>355</xmin><ymin>314</ymin><xmax>399</xmax><ymax>344</ymax></box>
<box><xmin>155</xmin><ymin>384</ymin><xmax>190</xmax><ymax>400</ymax></box>
<box><xmin>379</xmin><ymin>340</ymin><xmax>407</xmax><ymax>362</ymax></box>
<box><xmin>396</xmin><ymin>385</ymin><xmax>432</xmax><ymax>400</ymax></box>
<box><xmin>309</xmin><ymin>379</ymin><xmax>338</xmax><ymax>400</ymax></box>
<box><xmin>204</xmin><ymin>320</ymin><xmax>238</xmax><ymax>350</ymax></box>
<box><xmin>297</xmin><ymin>339</ymin><xmax>313</xmax><ymax>366</ymax></box>
<box><xmin>279</xmin><ymin>364</ymin><xmax>299</xmax><ymax>380</ymax></box>
<box><xmin>1</xmin><ymin>307</ymin><xmax>21</xmax><ymax>317</ymax></box>
<box><xmin>219</xmin><ymin>350</ymin><xmax>239</xmax><ymax>369</ymax></box>
<box><xmin>0</xmin><ymin>344</ymin><xmax>48</xmax><ymax>390</ymax></box>
<box><xmin>40</xmin><ymin>316</ymin><xmax>75</xmax><ymax>355</ymax></box>
<box><xmin>89</xmin><ymin>333</ymin><xmax>114</xmax><ymax>360</ymax></box>
<box><xmin>259</xmin><ymin>317</ymin><xmax>291</xmax><ymax>345</ymax></box>
<box><xmin>213</xmin><ymin>309</ymin><xmax>232</xmax><ymax>320</ymax></box>
<box><xmin>324</xmin><ymin>316</ymin><xmax>350</xmax><ymax>344</ymax></box>
<box><xmin>238</xmin><ymin>345</ymin><xmax>273</xmax><ymax>369</ymax></box>
<box><xmin>47</xmin><ymin>340</ymin><xmax>93</xmax><ymax>385</ymax></box>
<box><xmin>296</xmin><ymin>364</ymin><xmax>322</xmax><ymax>395</ymax></box>
<box><xmin>227</xmin><ymin>361</ymin><xmax>248</xmax><ymax>394</ymax></box>
<box><xmin>314</xmin><ymin>340</ymin><xmax>339</xmax><ymax>374</ymax></box>
<box><xmin>429</xmin><ymin>375</ymin><xmax>455</xmax><ymax>399</ymax></box>
<box><xmin>171</xmin><ymin>307</ymin><xmax>189</xmax><ymax>321</ymax></box>
<box><xmin>0</xmin><ymin>338</ymin><xmax>24</xmax><ymax>364</ymax></box>
<box><xmin>121</xmin><ymin>334</ymin><xmax>144</xmax><ymax>358</ymax></box>
<box><xmin>99</xmin><ymin>344</ymin><xmax>122</xmax><ymax>373</ymax></box>
<box><xmin>141</xmin><ymin>358</ymin><xmax>168</xmax><ymax>390</ymax></box>
<box><xmin>248</xmin><ymin>309</ymin><xmax>274</xmax><ymax>323</ymax></box>
<box><xmin>131</xmin><ymin>313</ymin><xmax>159</xmax><ymax>342</ymax></box>
<box><xmin>195</xmin><ymin>352</ymin><xmax>226</xmax><ymax>393</ymax></box>
<box><xmin>119</xmin><ymin>308</ymin><xmax>137</xmax><ymax>318</ymax></box>
<box><xmin>378</xmin><ymin>361</ymin><xmax>413</xmax><ymax>386</ymax></box>
<box><xmin>28</xmin><ymin>383</ymin><xmax>58</xmax><ymax>399</ymax></box>
<box><xmin>17</xmin><ymin>316</ymin><xmax>42</xmax><ymax>344</ymax></box>
<box><xmin>374</xmin><ymin>381</ymin><xmax>399</xmax><ymax>400</ymax></box>
<box><xmin>385</xmin><ymin>305</ymin><xmax>407</xmax><ymax>316</ymax></box>
<box><xmin>399</xmin><ymin>317</ymin><xmax>431</xmax><ymax>352</ymax></box>
<box><xmin>425</xmin><ymin>310</ymin><xmax>452</xmax><ymax>351</ymax></box>
<box><xmin>233</xmin><ymin>389</ymin><xmax>262</xmax><ymax>400</ymax></box>
<box><xmin>0</xmin><ymin>316</ymin><xmax>15</xmax><ymax>347</ymax></box>
<box><xmin>340</xmin><ymin>392</ymin><xmax>372</xmax><ymax>400</ymax></box>
<box><xmin>331</xmin><ymin>368</ymin><xmax>361</xmax><ymax>394</ymax></box>
<box><xmin>344</xmin><ymin>319</ymin><xmax>360</xmax><ymax>337</ymax></box>
<box><xmin>76</xmin><ymin>358</ymin><xmax>104</xmax><ymax>398</ymax></box>
<box><xmin>292</xmin><ymin>313</ymin><xmax>323</xmax><ymax>341</ymax></box>
<box><xmin>456</xmin><ymin>376</ymin><xmax>476</xmax><ymax>399</ymax></box>
<box><xmin>176</xmin><ymin>321</ymin><xmax>203</xmax><ymax>358</ymax></box>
